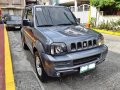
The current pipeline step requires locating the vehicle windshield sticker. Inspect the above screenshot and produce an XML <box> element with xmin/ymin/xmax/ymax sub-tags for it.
<box><xmin>36</xmin><ymin>8</ymin><xmax>42</xmax><ymax>12</ymax></box>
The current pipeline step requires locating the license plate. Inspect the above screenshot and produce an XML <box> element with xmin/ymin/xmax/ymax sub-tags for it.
<box><xmin>15</xmin><ymin>26</ymin><xmax>20</xmax><ymax>28</ymax></box>
<box><xmin>80</xmin><ymin>63</ymin><xmax>96</xmax><ymax>73</ymax></box>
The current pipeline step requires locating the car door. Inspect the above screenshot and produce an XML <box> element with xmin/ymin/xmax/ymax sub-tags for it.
<box><xmin>24</xmin><ymin>8</ymin><xmax>36</xmax><ymax>52</ymax></box>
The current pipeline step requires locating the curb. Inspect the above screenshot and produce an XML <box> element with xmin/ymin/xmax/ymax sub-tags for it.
<box><xmin>93</xmin><ymin>29</ymin><xmax>120</xmax><ymax>36</ymax></box>
<box><xmin>0</xmin><ymin>24</ymin><xmax>5</xmax><ymax>90</ymax></box>
<box><xmin>4</xmin><ymin>25</ymin><xmax>16</xmax><ymax>90</ymax></box>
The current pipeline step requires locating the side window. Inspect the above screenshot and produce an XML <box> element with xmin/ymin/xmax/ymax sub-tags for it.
<box><xmin>26</xmin><ymin>9</ymin><xmax>32</xmax><ymax>21</ymax></box>
<box><xmin>22</xmin><ymin>9</ymin><xmax>27</xmax><ymax>19</ymax></box>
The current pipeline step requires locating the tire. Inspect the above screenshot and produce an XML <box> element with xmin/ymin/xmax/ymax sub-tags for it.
<box><xmin>34</xmin><ymin>51</ymin><xmax>48</xmax><ymax>82</ymax></box>
<box><xmin>21</xmin><ymin>34</ymin><xmax>28</xmax><ymax>50</ymax></box>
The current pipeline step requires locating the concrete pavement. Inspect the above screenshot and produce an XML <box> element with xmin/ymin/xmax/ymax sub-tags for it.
<box><xmin>1</xmin><ymin>24</ymin><xmax>120</xmax><ymax>90</ymax></box>
<box><xmin>8</xmin><ymin>31</ymin><xmax>43</xmax><ymax>90</ymax></box>
<box><xmin>8</xmin><ymin>30</ymin><xmax>120</xmax><ymax>90</ymax></box>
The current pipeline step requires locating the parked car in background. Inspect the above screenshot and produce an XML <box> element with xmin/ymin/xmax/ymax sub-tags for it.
<box><xmin>6</xmin><ymin>15</ymin><xmax>22</xmax><ymax>30</ymax></box>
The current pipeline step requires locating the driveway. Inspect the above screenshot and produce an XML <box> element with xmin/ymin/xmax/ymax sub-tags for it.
<box><xmin>8</xmin><ymin>30</ymin><xmax>120</xmax><ymax>90</ymax></box>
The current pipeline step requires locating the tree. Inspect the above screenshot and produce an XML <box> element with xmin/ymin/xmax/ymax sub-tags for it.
<box><xmin>92</xmin><ymin>0</ymin><xmax>120</xmax><ymax>10</ymax></box>
<box><xmin>116</xmin><ymin>0</ymin><xmax>120</xmax><ymax>10</ymax></box>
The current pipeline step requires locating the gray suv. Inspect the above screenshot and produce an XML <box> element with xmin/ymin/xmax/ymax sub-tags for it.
<box><xmin>21</xmin><ymin>5</ymin><xmax>108</xmax><ymax>82</ymax></box>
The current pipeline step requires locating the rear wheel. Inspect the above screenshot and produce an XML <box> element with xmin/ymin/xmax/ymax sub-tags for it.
<box><xmin>35</xmin><ymin>51</ymin><xmax>48</xmax><ymax>82</ymax></box>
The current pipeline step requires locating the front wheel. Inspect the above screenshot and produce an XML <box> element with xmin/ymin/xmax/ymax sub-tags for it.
<box><xmin>35</xmin><ymin>51</ymin><xmax>48</xmax><ymax>82</ymax></box>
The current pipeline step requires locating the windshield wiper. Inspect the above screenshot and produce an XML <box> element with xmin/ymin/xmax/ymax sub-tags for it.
<box><xmin>56</xmin><ymin>23</ymin><xmax>72</xmax><ymax>26</ymax></box>
<box><xmin>57</xmin><ymin>23</ymin><xmax>77</xmax><ymax>26</ymax></box>
<box><xmin>37</xmin><ymin>25</ymin><xmax>54</xmax><ymax>27</ymax></box>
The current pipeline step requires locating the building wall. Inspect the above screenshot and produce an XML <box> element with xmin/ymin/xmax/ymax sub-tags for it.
<box><xmin>39</xmin><ymin>0</ymin><xmax>52</xmax><ymax>5</ymax></box>
<box><xmin>73</xmin><ymin>11</ymin><xmax>89</xmax><ymax>24</ymax></box>
<box><xmin>26</xmin><ymin>0</ymin><xmax>51</xmax><ymax>5</ymax></box>
<box><xmin>0</xmin><ymin>0</ymin><xmax>25</xmax><ymax>16</ymax></box>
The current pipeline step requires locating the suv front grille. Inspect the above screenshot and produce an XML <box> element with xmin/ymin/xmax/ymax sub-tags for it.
<box><xmin>71</xmin><ymin>39</ymin><xmax>97</xmax><ymax>51</ymax></box>
<box><xmin>73</xmin><ymin>54</ymin><xmax>101</xmax><ymax>66</ymax></box>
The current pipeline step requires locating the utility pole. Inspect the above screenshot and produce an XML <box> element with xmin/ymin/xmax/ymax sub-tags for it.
<box><xmin>86</xmin><ymin>0</ymin><xmax>92</xmax><ymax>28</ymax></box>
<box><xmin>74</xmin><ymin>0</ymin><xmax>78</xmax><ymax>14</ymax></box>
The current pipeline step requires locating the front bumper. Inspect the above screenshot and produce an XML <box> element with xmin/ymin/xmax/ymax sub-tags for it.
<box><xmin>7</xmin><ymin>24</ymin><xmax>21</xmax><ymax>29</ymax></box>
<box><xmin>42</xmin><ymin>45</ymin><xmax>108</xmax><ymax>77</ymax></box>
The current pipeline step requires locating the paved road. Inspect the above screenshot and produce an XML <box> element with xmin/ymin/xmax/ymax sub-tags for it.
<box><xmin>8</xmin><ymin>30</ymin><xmax>120</xmax><ymax>90</ymax></box>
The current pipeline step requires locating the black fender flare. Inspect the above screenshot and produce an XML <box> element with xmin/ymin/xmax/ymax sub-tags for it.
<box><xmin>33</xmin><ymin>40</ymin><xmax>45</xmax><ymax>54</ymax></box>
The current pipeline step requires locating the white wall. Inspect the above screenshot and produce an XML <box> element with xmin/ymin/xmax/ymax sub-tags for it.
<box><xmin>91</xmin><ymin>6</ymin><xmax>120</xmax><ymax>25</ymax></box>
<box><xmin>73</xmin><ymin>11</ymin><xmax>89</xmax><ymax>23</ymax></box>
<box><xmin>59</xmin><ymin>0</ymin><xmax>74</xmax><ymax>4</ymax></box>
<box><xmin>91</xmin><ymin>6</ymin><xmax>97</xmax><ymax>18</ymax></box>
<box><xmin>99</xmin><ymin>16</ymin><xmax>120</xmax><ymax>23</ymax></box>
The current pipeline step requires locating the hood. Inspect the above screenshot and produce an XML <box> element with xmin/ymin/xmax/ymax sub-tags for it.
<box><xmin>38</xmin><ymin>25</ymin><xmax>100</xmax><ymax>42</ymax></box>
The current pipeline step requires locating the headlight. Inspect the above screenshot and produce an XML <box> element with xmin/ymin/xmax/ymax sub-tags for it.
<box><xmin>51</xmin><ymin>43</ymin><xmax>67</xmax><ymax>55</ymax></box>
<box><xmin>98</xmin><ymin>35</ymin><xmax>104</xmax><ymax>46</ymax></box>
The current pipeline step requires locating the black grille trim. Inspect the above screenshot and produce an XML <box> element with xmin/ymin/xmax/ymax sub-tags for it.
<box><xmin>71</xmin><ymin>39</ymin><xmax>98</xmax><ymax>51</ymax></box>
<box><xmin>73</xmin><ymin>54</ymin><xmax>101</xmax><ymax>66</ymax></box>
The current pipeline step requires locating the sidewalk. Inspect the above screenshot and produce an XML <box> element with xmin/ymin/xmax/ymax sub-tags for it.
<box><xmin>0</xmin><ymin>24</ymin><xmax>5</xmax><ymax>90</ymax></box>
<box><xmin>0</xmin><ymin>24</ymin><xmax>15</xmax><ymax>90</ymax></box>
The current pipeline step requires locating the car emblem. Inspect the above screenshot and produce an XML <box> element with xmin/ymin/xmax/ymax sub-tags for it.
<box><xmin>83</xmin><ymin>42</ymin><xmax>87</xmax><ymax>47</ymax></box>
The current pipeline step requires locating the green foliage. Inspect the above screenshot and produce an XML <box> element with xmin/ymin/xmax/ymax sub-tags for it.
<box><xmin>92</xmin><ymin>0</ymin><xmax>120</xmax><ymax>10</ymax></box>
<box><xmin>90</xmin><ymin>17</ymin><xmax>97</xmax><ymax>27</ymax></box>
<box><xmin>92</xmin><ymin>0</ymin><xmax>100</xmax><ymax>8</ymax></box>
<box><xmin>97</xmin><ymin>20</ymin><xmax>120</xmax><ymax>31</ymax></box>
<box><xmin>116</xmin><ymin>1</ymin><xmax>120</xmax><ymax>10</ymax></box>
<box><xmin>100</xmin><ymin>0</ymin><xmax>115</xmax><ymax>7</ymax></box>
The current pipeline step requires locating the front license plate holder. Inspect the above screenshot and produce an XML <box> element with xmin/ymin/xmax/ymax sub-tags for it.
<box><xmin>80</xmin><ymin>63</ymin><xmax>96</xmax><ymax>73</ymax></box>
<box><xmin>15</xmin><ymin>26</ymin><xmax>20</xmax><ymax>29</ymax></box>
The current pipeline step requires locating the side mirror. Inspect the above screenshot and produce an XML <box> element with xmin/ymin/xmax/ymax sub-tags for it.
<box><xmin>23</xmin><ymin>19</ymin><xmax>33</xmax><ymax>27</ymax></box>
<box><xmin>28</xmin><ymin>21</ymin><xmax>34</xmax><ymax>27</ymax></box>
<box><xmin>77</xmin><ymin>18</ymin><xmax>80</xmax><ymax>24</ymax></box>
<box><xmin>23</xmin><ymin>19</ymin><xmax>29</xmax><ymax>26</ymax></box>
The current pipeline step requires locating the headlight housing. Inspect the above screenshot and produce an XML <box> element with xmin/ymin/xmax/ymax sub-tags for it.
<box><xmin>98</xmin><ymin>35</ymin><xmax>104</xmax><ymax>46</ymax></box>
<box><xmin>50</xmin><ymin>43</ymin><xmax>67</xmax><ymax>55</ymax></box>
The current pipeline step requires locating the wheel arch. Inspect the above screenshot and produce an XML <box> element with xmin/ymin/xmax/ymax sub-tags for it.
<box><xmin>33</xmin><ymin>40</ymin><xmax>45</xmax><ymax>54</ymax></box>
<box><xmin>33</xmin><ymin>41</ymin><xmax>45</xmax><ymax>69</ymax></box>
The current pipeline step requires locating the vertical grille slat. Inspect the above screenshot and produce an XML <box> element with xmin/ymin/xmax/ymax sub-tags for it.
<box><xmin>71</xmin><ymin>39</ymin><xmax>97</xmax><ymax>51</ymax></box>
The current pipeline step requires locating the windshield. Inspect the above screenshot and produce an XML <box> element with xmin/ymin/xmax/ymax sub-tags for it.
<box><xmin>11</xmin><ymin>16</ymin><xmax>21</xmax><ymax>21</ymax></box>
<box><xmin>35</xmin><ymin>7</ymin><xmax>77</xmax><ymax>27</ymax></box>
